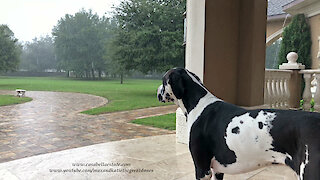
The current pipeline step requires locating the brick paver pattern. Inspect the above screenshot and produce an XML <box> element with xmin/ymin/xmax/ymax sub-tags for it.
<box><xmin>0</xmin><ymin>90</ymin><xmax>176</xmax><ymax>163</ymax></box>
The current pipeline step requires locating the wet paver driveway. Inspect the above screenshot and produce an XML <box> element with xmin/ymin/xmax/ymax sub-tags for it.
<box><xmin>0</xmin><ymin>90</ymin><xmax>176</xmax><ymax>163</ymax></box>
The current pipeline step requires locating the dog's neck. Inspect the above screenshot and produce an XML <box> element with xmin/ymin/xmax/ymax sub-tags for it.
<box><xmin>175</xmin><ymin>79</ymin><xmax>221</xmax><ymax>116</ymax></box>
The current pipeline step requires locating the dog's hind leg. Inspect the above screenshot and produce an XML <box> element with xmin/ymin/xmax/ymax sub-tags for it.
<box><xmin>302</xmin><ymin>159</ymin><xmax>319</xmax><ymax>180</ymax></box>
<box><xmin>286</xmin><ymin>144</ymin><xmax>319</xmax><ymax>180</ymax></box>
<box><xmin>301</xmin><ymin>146</ymin><xmax>319</xmax><ymax>180</ymax></box>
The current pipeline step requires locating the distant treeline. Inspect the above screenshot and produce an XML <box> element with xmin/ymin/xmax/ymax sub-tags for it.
<box><xmin>0</xmin><ymin>0</ymin><xmax>186</xmax><ymax>83</ymax></box>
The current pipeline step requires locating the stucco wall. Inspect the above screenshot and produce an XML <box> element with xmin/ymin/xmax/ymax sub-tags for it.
<box><xmin>266</xmin><ymin>19</ymin><xmax>291</xmax><ymax>38</ymax></box>
<box><xmin>309</xmin><ymin>14</ymin><xmax>320</xmax><ymax>69</ymax></box>
<box><xmin>267</xmin><ymin>15</ymin><xmax>320</xmax><ymax>69</ymax></box>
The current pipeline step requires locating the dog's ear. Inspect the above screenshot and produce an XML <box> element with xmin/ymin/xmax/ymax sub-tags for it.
<box><xmin>169</xmin><ymin>71</ymin><xmax>185</xmax><ymax>99</ymax></box>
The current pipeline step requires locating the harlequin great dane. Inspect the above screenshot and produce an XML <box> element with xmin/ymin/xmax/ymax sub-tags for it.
<box><xmin>157</xmin><ymin>68</ymin><xmax>320</xmax><ymax>180</ymax></box>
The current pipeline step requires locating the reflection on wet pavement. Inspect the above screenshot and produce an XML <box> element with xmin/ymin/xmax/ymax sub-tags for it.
<box><xmin>0</xmin><ymin>90</ymin><xmax>176</xmax><ymax>163</ymax></box>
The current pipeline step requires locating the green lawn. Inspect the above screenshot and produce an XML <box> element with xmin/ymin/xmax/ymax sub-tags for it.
<box><xmin>0</xmin><ymin>76</ymin><xmax>168</xmax><ymax>114</ymax></box>
<box><xmin>0</xmin><ymin>95</ymin><xmax>32</xmax><ymax>106</ymax></box>
<box><xmin>131</xmin><ymin>113</ymin><xmax>176</xmax><ymax>130</ymax></box>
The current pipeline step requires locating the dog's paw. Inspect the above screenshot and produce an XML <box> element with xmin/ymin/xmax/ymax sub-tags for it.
<box><xmin>200</xmin><ymin>170</ymin><xmax>212</xmax><ymax>180</ymax></box>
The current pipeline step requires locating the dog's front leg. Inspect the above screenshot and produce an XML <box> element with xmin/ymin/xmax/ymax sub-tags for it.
<box><xmin>214</xmin><ymin>173</ymin><xmax>224</xmax><ymax>180</ymax></box>
<box><xmin>189</xmin><ymin>135</ymin><xmax>212</xmax><ymax>180</ymax></box>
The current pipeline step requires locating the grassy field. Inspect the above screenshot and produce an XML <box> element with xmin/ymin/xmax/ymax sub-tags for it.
<box><xmin>131</xmin><ymin>113</ymin><xmax>176</xmax><ymax>130</ymax></box>
<box><xmin>0</xmin><ymin>76</ymin><xmax>169</xmax><ymax>114</ymax></box>
<box><xmin>0</xmin><ymin>95</ymin><xmax>32</xmax><ymax>106</ymax></box>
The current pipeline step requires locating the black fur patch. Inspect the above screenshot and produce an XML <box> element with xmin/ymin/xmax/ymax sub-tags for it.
<box><xmin>249</xmin><ymin>111</ymin><xmax>259</xmax><ymax>118</ymax></box>
<box><xmin>258</xmin><ymin>122</ymin><xmax>263</xmax><ymax>129</ymax></box>
<box><xmin>255</xmin><ymin>136</ymin><xmax>259</xmax><ymax>142</ymax></box>
<box><xmin>231</xmin><ymin>127</ymin><xmax>240</xmax><ymax>134</ymax></box>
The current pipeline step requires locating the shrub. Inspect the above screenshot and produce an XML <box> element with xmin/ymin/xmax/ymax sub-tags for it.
<box><xmin>278</xmin><ymin>14</ymin><xmax>312</xmax><ymax>68</ymax></box>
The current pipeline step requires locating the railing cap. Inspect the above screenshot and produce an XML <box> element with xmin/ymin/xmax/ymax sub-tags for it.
<box><xmin>299</xmin><ymin>69</ymin><xmax>320</xmax><ymax>74</ymax></box>
<box><xmin>265</xmin><ymin>69</ymin><xmax>293</xmax><ymax>73</ymax></box>
<box><xmin>279</xmin><ymin>52</ymin><xmax>305</xmax><ymax>70</ymax></box>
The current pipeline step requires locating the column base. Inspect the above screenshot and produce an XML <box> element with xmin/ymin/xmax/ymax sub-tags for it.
<box><xmin>176</xmin><ymin>108</ymin><xmax>188</xmax><ymax>144</ymax></box>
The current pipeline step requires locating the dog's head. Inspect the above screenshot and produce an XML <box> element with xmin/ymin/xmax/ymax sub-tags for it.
<box><xmin>157</xmin><ymin>68</ymin><xmax>202</xmax><ymax>103</ymax></box>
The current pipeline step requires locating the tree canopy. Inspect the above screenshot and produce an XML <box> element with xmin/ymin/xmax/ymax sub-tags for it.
<box><xmin>20</xmin><ymin>36</ymin><xmax>56</xmax><ymax>72</ymax></box>
<box><xmin>266</xmin><ymin>39</ymin><xmax>281</xmax><ymax>69</ymax></box>
<box><xmin>52</xmin><ymin>9</ymin><xmax>111</xmax><ymax>78</ymax></box>
<box><xmin>278</xmin><ymin>14</ymin><xmax>312</xmax><ymax>69</ymax></box>
<box><xmin>24</xmin><ymin>1</ymin><xmax>187</xmax><ymax>82</ymax></box>
<box><xmin>0</xmin><ymin>25</ymin><xmax>21</xmax><ymax>72</ymax></box>
<box><xmin>109</xmin><ymin>0</ymin><xmax>186</xmax><ymax>75</ymax></box>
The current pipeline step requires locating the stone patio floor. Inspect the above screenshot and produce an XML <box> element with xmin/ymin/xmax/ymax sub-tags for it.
<box><xmin>0</xmin><ymin>90</ymin><xmax>176</xmax><ymax>163</ymax></box>
<box><xmin>0</xmin><ymin>90</ymin><xmax>298</xmax><ymax>179</ymax></box>
<box><xmin>0</xmin><ymin>134</ymin><xmax>297</xmax><ymax>180</ymax></box>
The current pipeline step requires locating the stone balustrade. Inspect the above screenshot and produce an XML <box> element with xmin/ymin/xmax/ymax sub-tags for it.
<box><xmin>299</xmin><ymin>70</ymin><xmax>320</xmax><ymax>111</ymax></box>
<box><xmin>264</xmin><ymin>69</ymin><xmax>292</xmax><ymax>108</ymax></box>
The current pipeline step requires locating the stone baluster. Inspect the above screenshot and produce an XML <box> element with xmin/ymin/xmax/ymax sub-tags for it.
<box><xmin>264</xmin><ymin>75</ymin><xmax>269</xmax><ymax>106</ymax></box>
<box><xmin>266</xmin><ymin>76</ymin><xmax>272</xmax><ymax>107</ymax></box>
<box><xmin>303</xmin><ymin>73</ymin><xmax>312</xmax><ymax>110</ymax></box>
<box><xmin>267</xmin><ymin>78</ymin><xmax>273</xmax><ymax>107</ymax></box>
<box><xmin>284</xmin><ymin>75</ymin><xmax>290</xmax><ymax>108</ymax></box>
<box><xmin>279</xmin><ymin>52</ymin><xmax>305</xmax><ymax>108</ymax></box>
<box><xmin>279</xmin><ymin>76</ymin><xmax>285</xmax><ymax>108</ymax></box>
<box><xmin>271</xmin><ymin>78</ymin><xmax>277</xmax><ymax>108</ymax></box>
<box><xmin>314</xmin><ymin>74</ymin><xmax>320</xmax><ymax>111</ymax></box>
<box><xmin>275</xmin><ymin>77</ymin><xmax>281</xmax><ymax>107</ymax></box>
<box><xmin>317</xmin><ymin>36</ymin><xmax>320</xmax><ymax>61</ymax></box>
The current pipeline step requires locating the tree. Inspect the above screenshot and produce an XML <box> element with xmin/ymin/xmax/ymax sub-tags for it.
<box><xmin>266</xmin><ymin>39</ymin><xmax>281</xmax><ymax>69</ymax></box>
<box><xmin>278</xmin><ymin>14</ymin><xmax>312</xmax><ymax>69</ymax></box>
<box><xmin>52</xmin><ymin>9</ymin><xmax>111</xmax><ymax>78</ymax></box>
<box><xmin>0</xmin><ymin>25</ymin><xmax>21</xmax><ymax>72</ymax></box>
<box><xmin>110</xmin><ymin>0</ymin><xmax>186</xmax><ymax>78</ymax></box>
<box><xmin>20</xmin><ymin>36</ymin><xmax>57</xmax><ymax>72</ymax></box>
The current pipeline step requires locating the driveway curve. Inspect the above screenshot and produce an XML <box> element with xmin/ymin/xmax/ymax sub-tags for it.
<box><xmin>0</xmin><ymin>90</ymin><xmax>176</xmax><ymax>163</ymax></box>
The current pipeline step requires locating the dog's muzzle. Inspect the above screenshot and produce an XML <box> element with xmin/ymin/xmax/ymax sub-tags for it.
<box><xmin>157</xmin><ymin>84</ymin><xmax>174</xmax><ymax>103</ymax></box>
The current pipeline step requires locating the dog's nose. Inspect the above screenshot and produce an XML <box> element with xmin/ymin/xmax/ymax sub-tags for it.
<box><xmin>158</xmin><ymin>94</ymin><xmax>163</xmax><ymax>102</ymax></box>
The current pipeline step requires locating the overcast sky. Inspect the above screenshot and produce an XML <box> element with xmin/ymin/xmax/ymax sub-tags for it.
<box><xmin>0</xmin><ymin>0</ymin><xmax>120</xmax><ymax>43</ymax></box>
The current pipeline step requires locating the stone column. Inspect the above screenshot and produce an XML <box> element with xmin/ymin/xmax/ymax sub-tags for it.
<box><xmin>317</xmin><ymin>36</ymin><xmax>320</xmax><ymax>68</ymax></box>
<box><xmin>203</xmin><ymin>0</ymin><xmax>267</xmax><ymax>106</ymax></box>
<box><xmin>279</xmin><ymin>52</ymin><xmax>305</xmax><ymax>108</ymax></box>
<box><xmin>176</xmin><ymin>108</ymin><xmax>188</xmax><ymax>144</ymax></box>
<box><xmin>185</xmin><ymin>0</ymin><xmax>205</xmax><ymax>81</ymax></box>
<box><xmin>179</xmin><ymin>0</ymin><xmax>267</xmax><ymax>144</ymax></box>
<box><xmin>177</xmin><ymin>0</ymin><xmax>206</xmax><ymax>145</ymax></box>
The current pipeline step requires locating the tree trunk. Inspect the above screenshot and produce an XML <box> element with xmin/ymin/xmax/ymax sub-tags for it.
<box><xmin>98</xmin><ymin>70</ymin><xmax>102</xmax><ymax>79</ymax></box>
<box><xmin>120</xmin><ymin>73</ymin><xmax>123</xmax><ymax>84</ymax></box>
<box><xmin>67</xmin><ymin>70</ymin><xmax>70</xmax><ymax>77</ymax></box>
<box><xmin>91</xmin><ymin>68</ymin><xmax>95</xmax><ymax>80</ymax></box>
